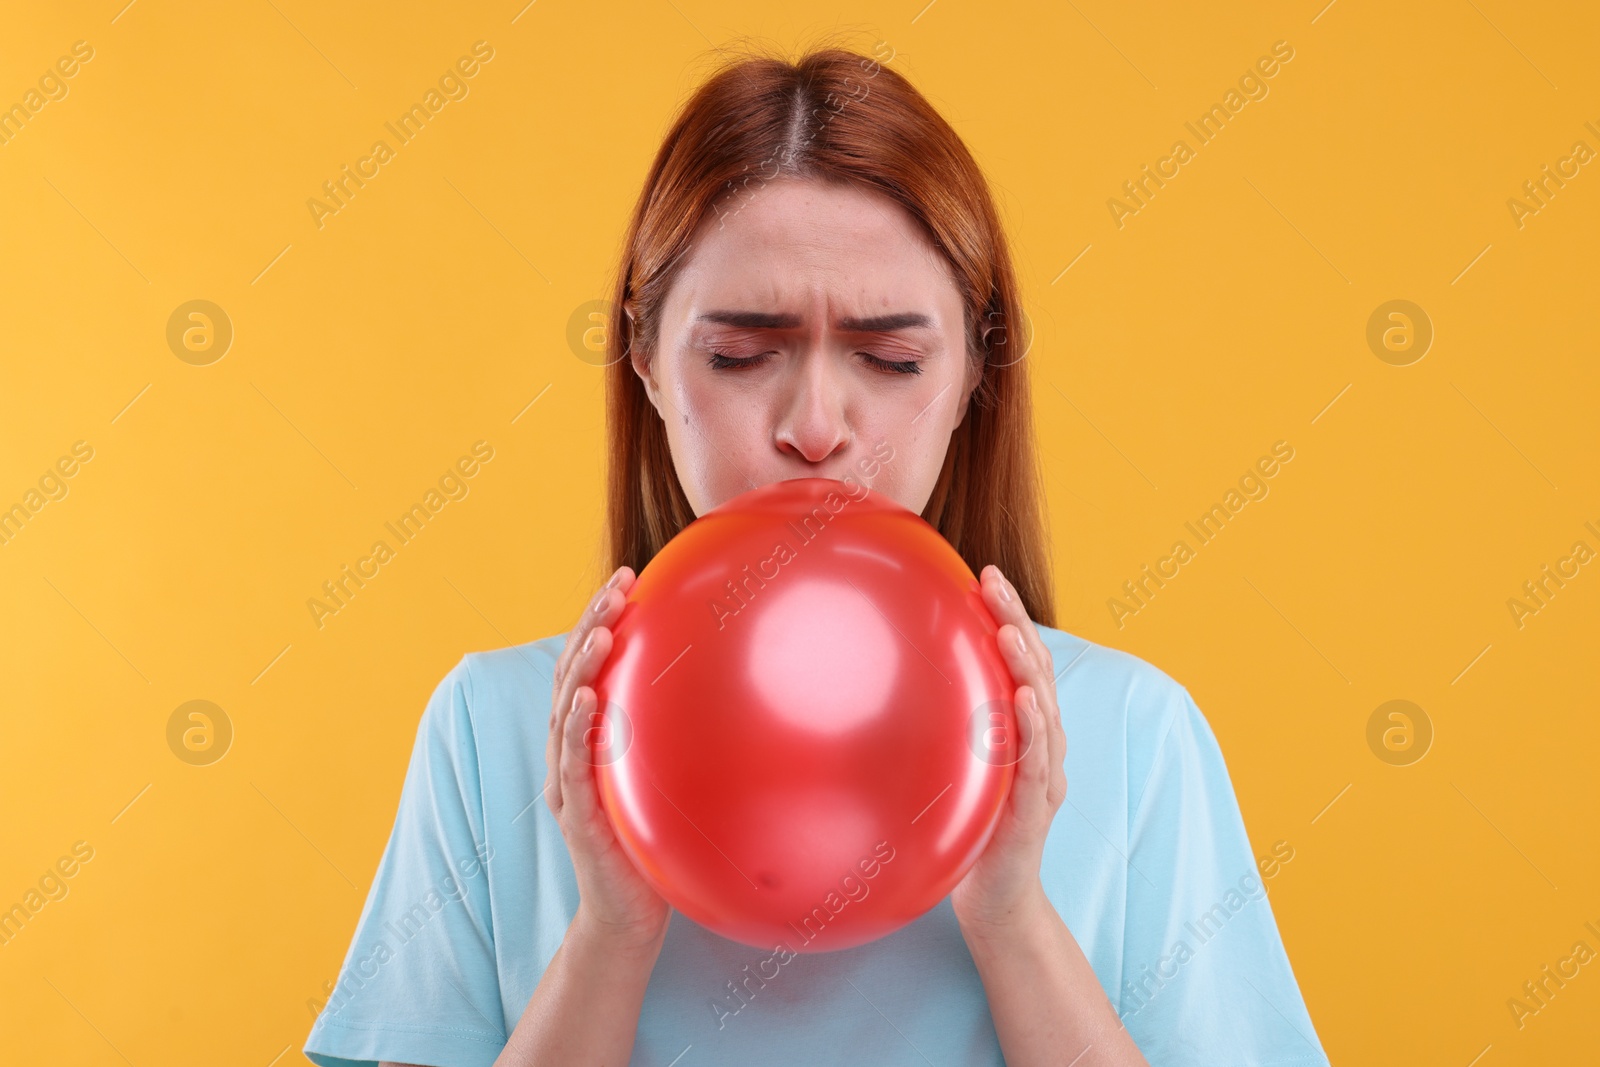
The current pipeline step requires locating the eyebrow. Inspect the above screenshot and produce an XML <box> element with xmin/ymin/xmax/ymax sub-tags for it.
<box><xmin>695</xmin><ymin>310</ymin><xmax>936</xmax><ymax>332</ymax></box>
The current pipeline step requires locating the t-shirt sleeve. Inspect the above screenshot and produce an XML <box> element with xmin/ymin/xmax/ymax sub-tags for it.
<box><xmin>303</xmin><ymin>655</ymin><xmax>509</xmax><ymax>1067</ymax></box>
<box><xmin>1118</xmin><ymin>684</ymin><xmax>1330</xmax><ymax>1067</ymax></box>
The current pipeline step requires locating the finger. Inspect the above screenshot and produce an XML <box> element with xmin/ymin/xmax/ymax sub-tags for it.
<box><xmin>567</xmin><ymin>621</ymin><xmax>615</xmax><ymax>704</ymax></box>
<box><xmin>1026</xmin><ymin>650</ymin><xmax>1066</xmax><ymax>759</ymax></box>
<box><xmin>1024</xmin><ymin>674</ymin><xmax>1063</xmax><ymax>785</ymax></box>
<box><xmin>981</xmin><ymin>567</ymin><xmax>1034</xmax><ymax>661</ymax></box>
<box><xmin>1042</xmin><ymin>692</ymin><xmax>1067</xmax><ymax>807</ymax></box>
<box><xmin>550</xmin><ymin>585</ymin><xmax>628</xmax><ymax>798</ymax></box>
<box><xmin>549</xmin><ymin>622</ymin><xmax>606</xmax><ymax>812</ymax></box>
<box><xmin>552</xmin><ymin>584</ymin><xmax>628</xmax><ymax>744</ymax></box>
<box><xmin>548</xmin><ymin>568</ymin><xmax>633</xmax><ymax>820</ymax></box>
<box><xmin>1049</xmin><ymin>685</ymin><xmax>1067</xmax><ymax>752</ymax></box>
<box><xmin>1020</xmin><ymin>691</ymin><xmax>1066</xmax><ymax>817</ymax></box>
<box><xmin>553</xmin><ymin>597</ymin><xmax>603</xmax><ymax>724</ymax></box>
<box><xmin>985</xmin><ymin>566</ymin><xmax>1062</xmax><ymax>735</ymax></box>
<box><xmin>998</xmin><ymin>622</ymin><xmax>1047</xmax><ymax>699</ymax></box>
<box><xmin>566</xmin><ymin>684</ymin><xmax>608</xmax><ymax>831</ymax></box>
<box><xmin>1046</xmin><ymin>702</ymin><xmax>1069</xmax><ymax>811</ymax></box>
<box><xmin>1016</xmin><ymin>669</ymin><xmax>1068</xmax><ymax>811</ymax></box>
<box><xmin>983</xmin><ymin>568</ymin><xmax>1065</xmax><ymax>775</ymax></box>
<box><xmin>562</xmin><ymin>685</ymin><xmax>605</xmax><ymax>836</ymax></box>
<box><xmin>554</xmin><ymin>565</ymin><xmax>634</xmax><ymax>690</ymax></box>
<box><xmin>1051</xmin><ymin>753</ymin><xmax>1069</xmax><ymax>811</ymax></box>
<box><xmin>556</xmin><ymin>617</ymin><xmax>617</xmax><ymax>783</ymax></box>
<box><xmin>554</xmin><ymin>572</ymin><xmax>623</xmax><ymax>692</ymax></box>
<box><xmin>1011</xmin><ymin>689</ymin><xmax>1048</xmax><ymax>821</ymax></box>
<box><xmin>546</xmin><ymin>684</ymin><xmax>576</xmax><ymax>816</ymax></box>
<box><xmin>553</xmin><ymin>633</ymin><xmax>598</xmax><ymax>819</ymax></box>
<box><xmin>981</xmin><ymin>566</ymin><xmax>1055</xmax><ymax>676</ymax></box>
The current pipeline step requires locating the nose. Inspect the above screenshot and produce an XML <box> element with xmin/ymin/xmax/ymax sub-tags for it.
<box><xmin>774</xmin><ymin>352</ymin><xmax>852</xmax><ymax>464</ymax></box>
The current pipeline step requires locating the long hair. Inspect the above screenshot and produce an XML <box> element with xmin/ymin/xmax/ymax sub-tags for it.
<box><xmin>603</xmin><ymin>42</ymin><xmax>1056</xmax><ymax>628</ymax></box>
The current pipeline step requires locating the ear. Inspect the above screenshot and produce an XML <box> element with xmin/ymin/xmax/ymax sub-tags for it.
<box><xmin>630</xmin><ymin>342</ymin><xmax>663</xmax><ymax>417</ymax></box>
<box><xmin>951</xmin><ymin>356</ymin><xmax>980</xmax><ymax>431</ymax></box>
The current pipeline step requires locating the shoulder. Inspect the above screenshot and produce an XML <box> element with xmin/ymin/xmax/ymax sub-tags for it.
<box><xmin>411</xmin><ymin>635</ymin><xmax>568</xmax><ymax>752</ymax></box>
<box><xmin>1033</xmin><ymin>622</ymin><xmax>1195</xmax><ymax>729</ymax></box>
<box><xmin>1031</xmin><ymin>622</ymin><xmax>1208</xmax><ymax>800</ymax></box>
<box><xmin>458</xmin><ymin>633</ymin><xmax>568</xmax><ymax>707</ymax></box>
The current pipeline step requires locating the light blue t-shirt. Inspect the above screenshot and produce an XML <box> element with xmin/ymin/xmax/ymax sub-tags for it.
<box><xmin>303</xmin><ymin>624</ymin><xmax>1330</xmax><ymax>1066</ymax></box>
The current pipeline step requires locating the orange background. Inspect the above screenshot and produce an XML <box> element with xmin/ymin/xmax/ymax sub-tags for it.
<box><xmin>2</xmin><ymin>1</ymin><xmax>1596</xmax><ymax>1063</ymax></box>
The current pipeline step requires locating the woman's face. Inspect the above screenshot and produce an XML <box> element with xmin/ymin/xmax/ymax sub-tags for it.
<box><xmin>633</xmin><ymin>177</ymin><xmax>977</xmax><ymax>517</ymax></box>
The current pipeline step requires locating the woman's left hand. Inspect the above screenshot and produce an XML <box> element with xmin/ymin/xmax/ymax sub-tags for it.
<box><xmin>949</xmin><ymin>563</ymin><xmax>1069</xmax><ymax>937</ymax></box>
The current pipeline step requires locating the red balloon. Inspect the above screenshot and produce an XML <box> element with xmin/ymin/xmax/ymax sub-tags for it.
<box><xmin>590</xmin><ymin>476</ymin><xmax>1022</xmax><ymax>953</ymax></box>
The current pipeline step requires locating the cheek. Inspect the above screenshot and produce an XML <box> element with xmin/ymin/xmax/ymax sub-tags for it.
<box><xmin>674</xmin><ymin>376</ymin><xmax>756</xmax><ymax>447</ymax></box>
<box><xmin>908</xmin><ymin>363</ymin><xmax>966</xmax><ymax>438</ymax></box>
<box><xmin>869</xmin><ymin>372</ymin><xmax>966</xmax><ymax>505</ymax></box>
<box><xmin>668</xmin><ymin>377</ymin><xmax>764</xmax><ymax>499</ymax></box>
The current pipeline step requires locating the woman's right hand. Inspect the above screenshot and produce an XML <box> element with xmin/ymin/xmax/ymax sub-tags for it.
<box><xmin>545</xmin><ymin>565</ymin><xmax>671</xmax><ymax>952</ymax></box>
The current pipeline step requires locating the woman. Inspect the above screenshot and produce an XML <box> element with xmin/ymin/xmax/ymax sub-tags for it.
<box><xmin>304</xmin><ymin>44</ymin><xmax>1329</xmax><ymax>1067</ymax></box>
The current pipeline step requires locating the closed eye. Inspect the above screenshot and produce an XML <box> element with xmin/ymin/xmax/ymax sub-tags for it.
<box><xmin>705</xmin><ymin>351</ymin><xmax>923</xmax><ymax>376</ymax></box>
<box><xmin>705</xmin><ymin>350</ymin><xmax>773</xmax><ymax>370</ymax></box>
<box><xmin>860</xmin><ymin>353</ymin><xmax>923</xmax><ymax>375</ymax></box>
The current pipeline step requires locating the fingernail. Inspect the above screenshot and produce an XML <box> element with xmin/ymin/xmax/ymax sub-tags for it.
<box><xmin>571</xmin><ymin>689</ymin><xmax>583</xmax><ymax>715</ymax></box>
<box><xmin>996</xmin><ymin>577</ymin><xmax>1012</xmax><ymax>603</ymax></box>
<box><xmin>1013</xmin><ymin>629</ymin><xmax>1027</xmax><ymax>655</ymax></box>
<box><xmin>581</xmin><ymin>630</ymin><xmax>596</xmax><ymax>655</ymax></box>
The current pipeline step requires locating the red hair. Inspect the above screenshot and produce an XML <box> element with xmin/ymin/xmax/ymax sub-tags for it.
<box><xmin>603</xmin><ymin>42</ymin><xmax>1056</xmax><ymax>627</ymax></box>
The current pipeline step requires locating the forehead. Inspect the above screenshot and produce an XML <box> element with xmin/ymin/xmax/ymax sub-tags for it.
<box><xmin>667</xmin><ymin>178</ymin><xmax>961</xmax><ymax>323</ymax></box>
